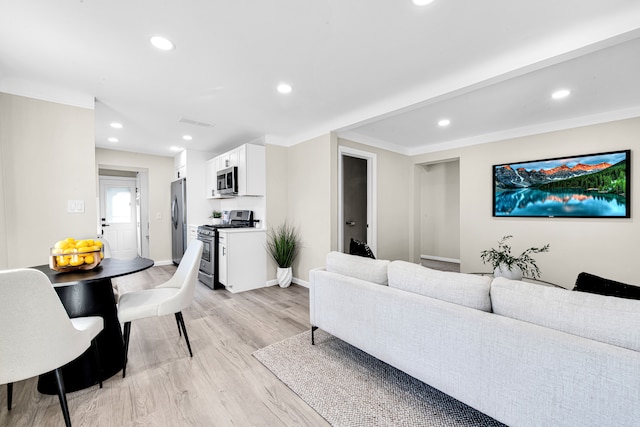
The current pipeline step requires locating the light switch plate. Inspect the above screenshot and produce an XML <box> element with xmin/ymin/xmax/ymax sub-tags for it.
<box><xmin>67</xmin><ymin>199</ymin><xmax>85</xmax><ymax>213</ymax></box>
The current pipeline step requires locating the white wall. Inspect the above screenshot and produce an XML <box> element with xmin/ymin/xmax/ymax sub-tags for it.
<box><xmin>0</xmin><ymin>93</ymin><xmax>96</xmax><ymax>268</ymax></box>
<box><xmin>420</xmin><ymin>160</ymin><xmax>460</xmax><ymax>260</ymax></box>
<box><xmin>284</xmin><ymin>133</ymin><xmax>336</xmax><ymax>282</ymax></box>
<box><xmin>413</xmin><ymin>116</ymin><xmax>640</xmax><ymax>287</ymax></box>
<box><xmin>96</xmin><ymin>148</ymin><xmax>174</xmax><ymax>263</ymax></box>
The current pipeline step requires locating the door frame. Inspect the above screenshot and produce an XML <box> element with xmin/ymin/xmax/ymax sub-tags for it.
<box><xmin>97</xmin><ymin>167</ymin><xmax>150</xmax><ymax>258</ymax></box>
<box><xmin>338</xmin><ymin>146</ymin><xmax>377</xmax><ymax>255</ymax></box>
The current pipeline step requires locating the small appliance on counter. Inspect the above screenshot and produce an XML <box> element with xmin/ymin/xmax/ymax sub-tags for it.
<box><xmin>196</xmin><ymin>210</ymin><xmax>254</xmax><ymax>289</ymax></box>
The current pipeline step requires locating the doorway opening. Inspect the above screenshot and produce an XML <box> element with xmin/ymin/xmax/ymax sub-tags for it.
<box><xmin>338</xmin><ymin>146</ymin><xmax>377</xmax><ymax>256</ymax></box>
<box><xmin>98</xmin><ymin>168</ymin><xmax>150</xmax><ymax>259</ymax></box>
<box><xmin>419</xmin><ymin>159</ymin><xmax>460</xmax><ymax>271</ymax></box>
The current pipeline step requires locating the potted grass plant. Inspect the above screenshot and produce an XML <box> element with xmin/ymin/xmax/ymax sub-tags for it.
<box><xmin>210</xmin><ymin>210</ymin><xmax>222</xmax><ymax>225</ymax></box>
<box><xmin>480</xmin><ymin>235</ymin><xmax>550</xmax><ymax>280</ymax></box>
<box><xmin>266</xmin><ymin>222</ymin><xmax>301</xmax><ymax>288</ymax></box>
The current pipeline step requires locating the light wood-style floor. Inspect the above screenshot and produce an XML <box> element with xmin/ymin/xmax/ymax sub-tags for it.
<box><xmin>0</xmin><ymin>265</ymin><xmax>329</xmax><ymax>427</ymax></box>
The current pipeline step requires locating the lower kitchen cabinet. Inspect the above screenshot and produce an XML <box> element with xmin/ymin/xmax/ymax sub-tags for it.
<box><xmin>217</xmin><ymin>229</ymin><xmax>266</xmax><ymax>293</ymax></box>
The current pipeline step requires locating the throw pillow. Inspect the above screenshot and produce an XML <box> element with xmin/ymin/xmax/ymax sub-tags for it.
<box><xmin>349</xmin><ymin>238</ymin><xmax>376</xmax><ymax>259</ymax></box>
<box><xmin>573</xmin><ymin>272</ymin><xmax>640</xmax><ymax>300</ymax></box>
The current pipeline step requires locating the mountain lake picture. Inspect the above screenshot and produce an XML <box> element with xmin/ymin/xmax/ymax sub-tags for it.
<box><xmin>493</xmin><ymin>150</ymin><xmax>630</xmax><ymax>218</ymax></box>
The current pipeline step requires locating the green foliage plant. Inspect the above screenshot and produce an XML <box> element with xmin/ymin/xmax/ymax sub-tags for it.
<box><xmin>266</xmin><ymin>222</ymin><xmax>301</xmax><ymax>268</ymax></box>
<box><xmin>480</xmin><ymin>235</ymin><xmax>550</xmax><ymax>279</ymax></box>
<box><xmin>210</xmin><ymin>210</ymin><xmax>222</xmax><ymax>219</ymax></box>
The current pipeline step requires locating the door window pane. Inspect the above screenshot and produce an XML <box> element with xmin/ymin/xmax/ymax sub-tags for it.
<box><xmin>106</xmin><ymin>186</ymin><xmax>132</xmax><ymax>223</ymax></box>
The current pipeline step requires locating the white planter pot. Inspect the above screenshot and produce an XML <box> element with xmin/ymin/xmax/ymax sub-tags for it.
<box><xmin>211</xmin><ymin>218</ymin><xmax>222</xmax><ymax>225</ymax></box>
<box><xmin>277</xmin><ymin>267</ymin><xmax>293</xmax><ymax>288</ymax></box>
<box><xmin>494</xmin><ymin>264</ymin><xmax>523</xmax><ymax>280</ymax></box>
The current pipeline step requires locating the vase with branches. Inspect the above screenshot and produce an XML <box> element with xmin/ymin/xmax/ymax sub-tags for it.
<box><xmin>480</xmin><ymin>235</ymin><xmax>550</xmax><ymax>279</ymax></box>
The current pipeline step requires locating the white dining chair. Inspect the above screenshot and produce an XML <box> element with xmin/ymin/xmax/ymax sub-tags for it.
<box><xmin>117</xmin><ymin>239</ymin><xmax>203</xmax><ymax>377</ymax></box>
<box><xmin>0</xmin><ymin>268</ymin><xmax>104</xmax><ymax>427</ymax></box>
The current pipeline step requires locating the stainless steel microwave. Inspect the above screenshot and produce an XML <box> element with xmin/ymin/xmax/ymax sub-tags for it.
<box><xmin>217</xmin><ymin>166</ymin><xmax>238</xmax><ymax>195</ymax></box>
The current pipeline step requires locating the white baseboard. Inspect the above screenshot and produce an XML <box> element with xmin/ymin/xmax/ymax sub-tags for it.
<box><xmin>420</xmin><ymin>254</ymin><xmax>461</xmax><ymax>264</ymax></box>
<box><xmin>266</xmin><ymin>276</ymin><xmax>309</xmax><ymax>288</ymax></box>
<box><xmin>153</xmin><ymin>259</ymin><xmax>174</xmax><ymax>266</ymax></box>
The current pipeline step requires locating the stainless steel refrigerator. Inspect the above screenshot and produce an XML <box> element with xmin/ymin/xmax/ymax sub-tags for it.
<box><xmin>171</xmin><ymin>178</ymin><xmax>187</xmax><ymax>265</ymax></box>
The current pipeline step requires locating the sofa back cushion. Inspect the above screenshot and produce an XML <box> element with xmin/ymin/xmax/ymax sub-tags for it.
<box><xmin>491</xmin><ymin>277</ymin><xmax>640</xmax><ymax>352</ymax></box>
<box><xmin>325</xmin><ymin>251</ymin><xmax>390</xmax><ymax>285</ymax></box>
<box><xmin>387</xmin><ymin>261</ymin><xmax>492</xmax><ymax>311</ymax></box>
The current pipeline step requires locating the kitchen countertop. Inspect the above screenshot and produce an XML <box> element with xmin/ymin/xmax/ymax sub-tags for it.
<box><xmin>217</xmin><ymin>227</ymin><xmax>266</xmax><ymax>233</ymax></box>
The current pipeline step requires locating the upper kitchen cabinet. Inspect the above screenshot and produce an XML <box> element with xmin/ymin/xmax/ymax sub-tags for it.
<box><xmin>236</xmin><ymin>144</ymin><xmax>265</xmax><ymax>196</ymax></box>
<box><xmin>174</xmin><ymin>150</ymin><xmax>187</xmax><ymax>179</ymax></box>
<box><xmin>207</xmin><ymin>143</ymin><xmax>265</xmax><ymax>198</ymax></box>
<box><xmin>205</xmin><ymin>158</ymin><xmax>217</xmax><ymax>198</ymax></box>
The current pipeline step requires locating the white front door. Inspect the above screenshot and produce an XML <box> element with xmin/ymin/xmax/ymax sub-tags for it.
<box><xmin>99</xmin><ymin>176</ymin><xmax>139</xmax><ymax>259</ymax></box>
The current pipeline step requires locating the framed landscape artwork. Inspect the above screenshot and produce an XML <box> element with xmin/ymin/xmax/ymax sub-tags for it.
<box><xmin>493</xmin><ymin>149</ymin><xmax>630</xmax><ymax>218</ymax></box>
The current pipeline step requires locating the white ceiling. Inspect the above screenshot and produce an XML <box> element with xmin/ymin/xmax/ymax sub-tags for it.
<box><xmin>1</xmin><ymin>0</ymin><xmax>640</xmax><ymax>157</ymax></box>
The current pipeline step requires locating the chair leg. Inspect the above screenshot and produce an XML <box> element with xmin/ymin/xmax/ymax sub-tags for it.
<box><xmin>53</xmin><ymin>368</ymin><xmax>72</xmax><ymax>427</ymax></box>
<box><xmin>174</xmin><ymin>313</ymin><xmax>182</xmax><ymax>337</ymax></box>
<box><xmin>7</xmin><ymin>383</ymin><xmax>12</xmax><ymax>411</ymax></box>
<box><xmin>175</xmin><ymin>312</ymin><xmax>193</xmax><ymax>357</ymax></box>
<box><xmin>122</xmin><ymin>322</ymin><xmax>131</xmax><ymax>378</ymax></box>
<box><xmin>91</xmin><ymin>338</ymin><xmax>103</xmax><ymax>388</ymax></box>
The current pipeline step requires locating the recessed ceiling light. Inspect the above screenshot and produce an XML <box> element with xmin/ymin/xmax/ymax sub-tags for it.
<box><xmin>551</xmin><ymin>89</ymin><xmax>571</xmax><ymax>100</ymax></box>
<box><xmin>182</xmin><ymin>135</ymin><xmax>193</xmax><ymax>141</ymax></box>
<box><xmin>438</xmin><ymin>119</ymin><xmax>451</xmax><ymax>127</ymax></box>
<box><xmin>413</xmin><ymin>0</ymin><xmax>435</xmax><ymax>5</ymax></box>
<box><xmin>170</xmin><ymin>146</ymin><xmax>183</xmax><ymax>152</ymax></box>
<box><xmin>150</xmin><ymin>36</ymin><xmax>175</xmax><ymax>51</ymax></box>
<box><xmin>110</xmin><ymin>122</ymin><xmax>123</xmax><ymax>129</ymax></box>
<box><xmin>108</xmin><ymin>137</ymin><xmax>119</xmax><ymax>143</ymax></box>
<box><xmin>277</xmin><ymin>83</ymin><xmax>293</xmax><ymax>94</ymax></box>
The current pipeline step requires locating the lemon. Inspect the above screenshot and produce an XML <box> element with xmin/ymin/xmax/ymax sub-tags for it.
<box><xmin>52</xmin><ymin>248</ymin><xmax>63</xmax><ymax>255</ymax></box>
<box><xmin>65</xmin><ymin>237</ymin><xmax>75</xmax><ymax>244</ymax></box>
<box><xmin>75</xmin><ymin>240</ymin><xmax>89</xmax><ymax>248</ymax></box>
<box><xmin>84</xmin><ymin>255</ymin><xmax>94</xmax><ymax>264</ymax></box>
<box><xmin>54</xmin><ymin>240</ymin><xmax>67</xmax><ymax>249</ymax></box>
<box><xmin>100</xmin><ymin>252</ymin><xmax>104</xmax><ymax>260</ymax></box>
<box><xmin>94</xmin><ymin>241</ymin><xmax>103</xmax><ymax>248</ymax></box>
<box><xmin>63</xmin><ymin>248</ymin><xmax>76</xmax><ymax>254</ymax></box>
<box><xmin>78</xmin><ymin>246</ymin><xmax>94</xmax><ymax>253</ymax></box>
<box><xmin>57</xmin><ymin>256</ymin><xmax>70</xmax><ymax>267</ymax></box>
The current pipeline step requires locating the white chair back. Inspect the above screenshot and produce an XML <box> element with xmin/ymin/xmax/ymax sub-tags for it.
<box><xmin>156</xmin><ymin>239</ymin><xmax>203</xmax><ymax>317</ymax></box>
<box><xmin>0</xmin><ymin>269</ymin><xmax>91</xmax><ymax>385</ymax></box>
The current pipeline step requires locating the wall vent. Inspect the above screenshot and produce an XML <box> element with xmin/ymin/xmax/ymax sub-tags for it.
<box><xmin>179</xmin><ymin>117</ymin><xmax>215</xmax><ymax>128</ymax></box>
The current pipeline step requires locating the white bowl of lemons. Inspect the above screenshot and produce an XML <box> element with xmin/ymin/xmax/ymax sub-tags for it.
<box><xmin>50</xmin><ymin>238</ymin><xmax>105</xmax><ymax>272</ymax></box>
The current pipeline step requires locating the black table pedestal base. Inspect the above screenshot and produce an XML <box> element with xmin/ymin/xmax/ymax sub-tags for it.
<box><xmin>37</xmin><ymin>278</ymin><xmax>124</xmax><ymax>394</ymax></box>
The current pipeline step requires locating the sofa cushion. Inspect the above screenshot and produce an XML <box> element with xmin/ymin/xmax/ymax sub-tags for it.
<box><xmin>573</xmin><ymin>272</ymin><xmax>640</xmax><ymax>300</ymax></box>
<box><xmin>387</xmin><ymin>261</ymin><xmax>492</xmax><ymax>311</ymax></box>
<box><xmin>491</xmin><ymin>277</ymin><xmax>640</xmax><ymax>352</ymax></box>
<box><xmin>325</xmin><ymin>251</ymin><xmax>390</xmax><ymax>285</ymax></box>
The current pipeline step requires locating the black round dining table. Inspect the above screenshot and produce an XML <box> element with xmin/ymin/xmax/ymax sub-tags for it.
<box><xmin>31</xmin><ymin>257</ymin><xmax>154</xmax><ymax>394</ymax></box>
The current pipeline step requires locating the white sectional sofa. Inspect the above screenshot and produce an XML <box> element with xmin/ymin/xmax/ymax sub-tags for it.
<box><xmin>309</xmin><ymin>252</ymin><xmax>640</xmax><ymax>427</ymax></box>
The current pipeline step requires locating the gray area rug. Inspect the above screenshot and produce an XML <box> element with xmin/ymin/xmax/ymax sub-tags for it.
<box><xmin>253</xmin><ymin>330</ymin><xmax>505</xmax><ymax>427</ymax></box>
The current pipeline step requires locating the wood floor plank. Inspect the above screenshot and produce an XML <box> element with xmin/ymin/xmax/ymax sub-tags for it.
<box><xmin>0</xmin><ymin>265</ymin><xmax>328</xmax><ymax>426</ymax></box>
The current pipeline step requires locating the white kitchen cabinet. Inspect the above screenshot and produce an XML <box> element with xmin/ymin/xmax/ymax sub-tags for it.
<box><xmin>237</xmin><ymin>144</ymin><xmax>265</xmax><ymax>196</ymax></box>
<box><xmin>174</xmin><ymin>150</ymin><xmax>187</xmax><ymax>179</ymax></box>
<box><xmin>217</xmin><ymin>229</ymin><xmax>266</xmax><ymax>293</ymax></box>
<box><xmin>205</xmin><ymin>158</ymin><xmax>217</xmax><ymax>199</ymax></box>
<box><xmin>207</xmin><ymin>143</ymin><xmax>265</xmax><ymax>197</ymax></box>
<box><xmin>218</xmin><ymin>232</ymin><xmax>228</xmax><ymax>285</ymax></box>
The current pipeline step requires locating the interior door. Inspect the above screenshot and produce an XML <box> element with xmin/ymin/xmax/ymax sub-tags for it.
<box><xmin>99</xmin><ymin>177</ymin><xmax>139</xmax><ymax>259</ymax></box>
<box><xmin>342</xmin><ymin>155</ymin><xmax>368</xmax><ymax>251</ymax></box>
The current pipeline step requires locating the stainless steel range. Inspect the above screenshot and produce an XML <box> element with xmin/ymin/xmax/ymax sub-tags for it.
<box><xmin>197</xmin><ymin>210</ymin><xmax>254</xmax><ymax>289</ymax></box>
